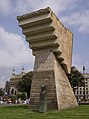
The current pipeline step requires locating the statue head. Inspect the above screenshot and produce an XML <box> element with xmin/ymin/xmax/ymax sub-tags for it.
<box><xmin>41</xmin><ymin>84</ymin><xmax>46</xmax><ymax>92</ymax></box>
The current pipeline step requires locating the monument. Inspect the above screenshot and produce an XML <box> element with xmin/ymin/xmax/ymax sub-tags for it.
<box><xmin>17</xmin><ymin>7</ymin><xmax>78</xmax><ymax>110</ymax></box>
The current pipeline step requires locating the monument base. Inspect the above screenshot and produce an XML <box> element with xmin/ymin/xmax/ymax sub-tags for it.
<box><xmin>30</xmin><ymin>70</ymin><xmax>58</xmax><ymax>110</ymax></box>
<box><xmin>29</xmin><ymin>51</ymin><xmax>78</xmax><ymax>110</ymax></box>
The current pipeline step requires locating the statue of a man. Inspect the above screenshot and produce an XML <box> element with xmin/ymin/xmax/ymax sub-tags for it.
<box><xmin>39</xmin><ymin>84</ymin><xmax>47</xmax><ymax>112</ymax></box>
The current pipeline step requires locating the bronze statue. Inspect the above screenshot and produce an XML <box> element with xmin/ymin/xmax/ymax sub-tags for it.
<box><xmin>39</xmin><ymin>85</ymin><xmax>47</xmax><ymax>112</ymax></box>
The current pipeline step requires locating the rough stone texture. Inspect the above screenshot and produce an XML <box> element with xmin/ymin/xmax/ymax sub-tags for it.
<box><xmin>54</xmin><ymin>56</ymin><xmax>78</xmax><ymax>110</ymax></box>
<box><xmin>29</xmin><ymin>50</ymin><xmax>77</xmax><ymax>110</ymax></box>
<box><xmin>17</xmin><ymin>7</ymin><xmax>72</xmax><ymax>73</ymax></box>
<box><xmin>30</xmin><ymin>70</ymin><xmax>57</xmax><ymax>110</ymax></box>
<box><xmin>17</xmin><ymin>7</ymin><xmax>78</xmax><ymax>110</ymax></box>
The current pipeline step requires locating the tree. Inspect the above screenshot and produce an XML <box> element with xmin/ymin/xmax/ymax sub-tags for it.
<box><xmin>0</xmin><ymin>88</ymin><xmax>4</xmax><ymax>96</ymax></box>
<box><xmin>17</xmin><ymin>71</ymin><xmax>33</xmax><ymax>99</ymax></box>
<box><xmin>16</xmin><ymin>92</ymin><xmax>26</xmax><ymax>100</ymax></box>
<box><xmin>5</xmin><ymin>81</ymin><xmax>10</xmax><ymax>94</ymax></box>
<box><xmin>67</xmin><ymin>66</ymin><xmax>85</xmax><ymax>92</ymax></box>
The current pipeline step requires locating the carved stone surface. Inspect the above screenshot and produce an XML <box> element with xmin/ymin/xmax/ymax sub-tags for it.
<box><xmin>17</xmin><ymin>7</ymin><xmax>78</xmax><ymax>110</ymax></box>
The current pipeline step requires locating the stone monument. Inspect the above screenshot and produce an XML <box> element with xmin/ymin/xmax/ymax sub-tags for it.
<box><xmin>17</xmin><ymin>7</ymin><xmax>78</xmax><ymax>110</ymax></box>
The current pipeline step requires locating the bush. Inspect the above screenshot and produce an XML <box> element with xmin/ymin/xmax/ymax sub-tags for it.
<box><xmin>16</xmin><ymin>92</ymin><xmax>26</xmax><ymax>100</ymax></box>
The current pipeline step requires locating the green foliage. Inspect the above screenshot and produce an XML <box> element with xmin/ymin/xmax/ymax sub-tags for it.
<box><xmin>0</xmin><ymin>105</ymin><xmax>89</xmax><ymax>119</ymax></box>
<box><xmin>0</xmin><ymin>89</ymin><xmax>4</xmax><ymax>96</ymax></box>
<box><xmin>17</xmin><ymin>71</ymin><xmax>33</xmax><ymax>99</ymax></box>
<box><xmin>68</xmin><ymin>66</ymin><xmax>85</xmax><ymax>91</ymax></box>
<box><xmin>8</xmin><ymin>95</ymin><xmax>17</xmax><ymax>101</ymax></box>
<box><xmin>16</xmin><ymin>92</ymin><xmax>26</xmax><ymax>100</ymax></box>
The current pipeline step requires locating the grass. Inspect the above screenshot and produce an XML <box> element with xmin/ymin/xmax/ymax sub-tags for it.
<box><xmin>0</xmin><ymin>104</ymin><xmax>89</xmax><ymax>119</ymax></box>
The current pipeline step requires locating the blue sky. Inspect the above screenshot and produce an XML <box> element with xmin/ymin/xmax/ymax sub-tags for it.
<box><xmin>0</xmin><ymin>0</ymin><xmax>89</xmax><ymax>88</ymax></box>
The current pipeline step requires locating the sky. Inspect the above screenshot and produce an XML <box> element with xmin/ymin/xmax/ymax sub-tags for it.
<box><xmin>0</xmin><ymin>0</ymin><xmax>89</xmax><ymax>88</ymax></box>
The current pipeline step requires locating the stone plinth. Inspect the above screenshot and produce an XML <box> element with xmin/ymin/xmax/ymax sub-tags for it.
<box><xmin>17</xmin><ymin>7</ymin><xmax>78</xmax><ymax>110</ymax></box>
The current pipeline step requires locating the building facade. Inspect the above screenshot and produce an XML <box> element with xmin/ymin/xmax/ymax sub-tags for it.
<box><xmin>74</xmin><ymin>73</ymin><xmax>89</xmax><ymax>102</ymax></box>
<box><xmin>9</xmin><ymin>69</ymin><xmax>25</xmax><ymax>95</ymax></box>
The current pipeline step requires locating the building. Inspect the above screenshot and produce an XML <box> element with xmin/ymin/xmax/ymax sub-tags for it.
<box><xmin>9</xmin><ymin>68</ymin><xmax>25</xmax><ymax>95</ymax></box>
<box><xmin>74</xmin><ymin>73</ymin><xmax>89</xmax><ymax>102</ymax></box>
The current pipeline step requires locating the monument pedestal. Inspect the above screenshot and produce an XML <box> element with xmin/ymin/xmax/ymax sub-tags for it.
<box><xmin>29</xmin><ymin>49</ymin><xmax>77</xmax><ymax>110</ymax></box>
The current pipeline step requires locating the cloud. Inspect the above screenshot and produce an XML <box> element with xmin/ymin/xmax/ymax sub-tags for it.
<box><xmin>0</xmin><ymin>26</ymin><xmax>34</xmax><ymax>68</ymax></box>
<box><xmin>0</xmin><ymin>80</ymin><xmax>5</xmax><ymax>88</ymax></box>
<box><xmin>0</xmin><ymin>67</ymin><xmax>11</xmax><ymax>88</ymax></box>
<box><xmin>61</xmin><ymin>10</ymin><xmax>89</xmax><ymax>33</ymax></box>
<box><xmin>72</xmin><ymin>55</ymin><xmax>83</xmax><ymax>72</ymax></box>
<box><xmin>0</xmin><ymin>0</ymin><xmax>78</xmax><ymax>16</ymax></box>
<box><xmin>0</xmin><ymin>26</ymin><xmax>34</xmax><ymax>87</ymax></box>
<box><xmin>3</xmin><ymin>0</ymin><xmax>89</xmax><ymax>33</ymax></box>
<box><xmin>0</xmin><ymin>0</ymin><xmax>13</xmax><ymax>16</ymax></box>
<box><xmin>15</xmin><ymin>0</ymin><xmax>78</xmax><ymax>15</ymax></box>
<box><xmin>72</xmin><ymin>55</ymin><xmax>89</xmax><ymax>73</ymax></box>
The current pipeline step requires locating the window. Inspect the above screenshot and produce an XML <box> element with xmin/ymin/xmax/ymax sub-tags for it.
<box><xmin>11</xmin><ymin>89</ymin><xmax>14</xmax><ymax>94</ymax></box>
<box><xmin>86</xmin><ymin>91</ymin><xmax>88</xmax><ymax>95</ymax></box>
<box><xmin>83</xmin><ymin>91</ymin><xmax>85</xmax><ymax>94</ymax></box>
<box><xmin>85</xmin><ymin>78</ymin><xmax>88</xmax><ymax>81</ymax></box>
<box><xmin>80</xmin><ymin>91</ymin><xmax>82</xmax><ymax>94</ymax></box>
<box><xmin>85</xmin><ymin>85</ymin><xmax>88</xmax><ymax>87</ymax></box>
<box><xmin>85</xmin><ymin>82</ymin><xmax>87</xmax><ymax>84</ymax></box>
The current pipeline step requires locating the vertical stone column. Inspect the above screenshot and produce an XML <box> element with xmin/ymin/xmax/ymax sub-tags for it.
<box><xmin>17</xmin><ymin>7</ymin><xmax>78</xmax><ymax>110</ymax></box>
<box><xmin>30</xmin><ymin>49</ymin><xmax>58</xmax><ymax>110</ymax></box>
